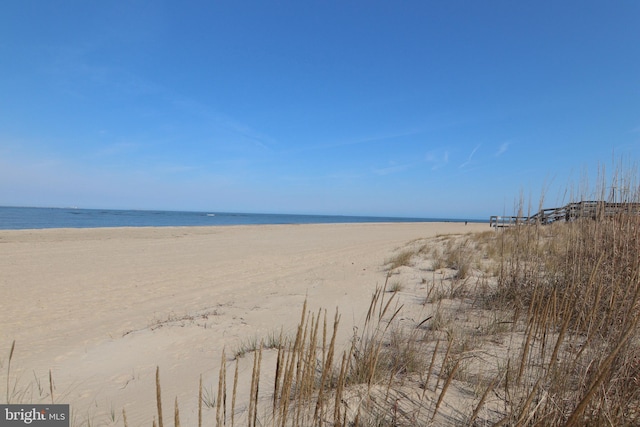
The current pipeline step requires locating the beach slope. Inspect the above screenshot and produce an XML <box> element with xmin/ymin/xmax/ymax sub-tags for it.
<box><xmin>0</xmin><ymin>222</ymin><xmax>484</xmax><ymax>425</ymax></box>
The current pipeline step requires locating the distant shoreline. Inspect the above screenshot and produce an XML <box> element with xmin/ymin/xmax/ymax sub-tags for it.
<box><xmin>0</xmin><ymin>205</ymin><xmax>487</xmax><ymax>230</ymax></box>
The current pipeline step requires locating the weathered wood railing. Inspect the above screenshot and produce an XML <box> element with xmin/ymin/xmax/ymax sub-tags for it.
<box><xmin>489</xmin><ymin>216</ymin><xmax>529</xmax><ymax>228</ymax></box>
<box><xmin>490</xmin><ymin>201</ymin><xmax>640</xmax><ymax>227</ymax></box>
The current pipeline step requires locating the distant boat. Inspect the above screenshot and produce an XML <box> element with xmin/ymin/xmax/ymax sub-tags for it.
<box><xmin>206</xmin><ymin>213</ymin><xmax>216</xmax><ymax>217</ymax></box>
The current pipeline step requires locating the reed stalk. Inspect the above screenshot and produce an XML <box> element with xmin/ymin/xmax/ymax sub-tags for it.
<box><xmin>156</xmin><ymin>367</ymin><xmax>163</xmax><ymax>427</ymax></box>
<box><xmin>174</xmin><ymin>397</ymin><xmax>180</xmax><ymax>427</ymax></box>
<box><xmin>231</xmin><ymin>360</ymin><xmax>238</xmax><ymax>427</ymax></box>
<box><xmin>431</xmin><ymin>358</ymin><xmax>459</xmax><ymax>422</ymax></box>
<box><xmin>216</xmin><ymin>350</ymin><xmax>226</xmax><ymax>427</ymax></box>
<box><xmin>6</xmin><ymin>340</ymin><xmax>15</xmax><ymax>404</ymax></box>
<box><xmin>48</xmin><ymin>369</ymin><xmax>54</xmax><ymax>404</ymax></box>
<box><xmin>468</xmin><ymin>375</ymin><xmax>498</xmax><ymax>426</ymax></box>
<box><xmin>198</xmin><ymin>375</ymin><xmax>202</xmax><ymax>427</ymax></box>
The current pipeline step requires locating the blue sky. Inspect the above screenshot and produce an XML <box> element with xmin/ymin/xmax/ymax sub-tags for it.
<box><xmin>1</xmin><ymin>1</ymin><xmax>638</xmax><ymax>219</ymax></box>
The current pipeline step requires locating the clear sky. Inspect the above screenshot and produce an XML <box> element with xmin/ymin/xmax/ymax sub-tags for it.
<box><xmin>1</xmin><ymin>1</ymin><xmax>638</xmax><ymax>219</ymax></box>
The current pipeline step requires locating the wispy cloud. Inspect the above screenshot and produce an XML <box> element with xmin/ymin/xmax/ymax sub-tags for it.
<box><xmin>284</xmin><ymin>129</ymin><xmax>424</xmax><ymax>154</ymax></box>
<box><xmin>171</xmin><ymin>96</ymin><xmax>275</xmax><ymax>151</ymax></box>
<box><xmin>495</xmin><ymin>142</ymin><xmax>510</xmax><ymax>156</ymax></box>
<box><xmin>373</xmin><ymin>161</ymin><xmax>413</xmax><ymax>176</ymax></box>
<box><xmin>425</xmin><ymin>150</ymin><xmax>449</xmax><ymax>170</ymax></box>
<box><xmin>459</xmin><ymin>144</ymin><xmax>481</xmax><ymax>169</ymax></box>
<box><xmin>49</xmin><ymin>44</ymin><xmax>275</xmax><ymax>154</ymax></box>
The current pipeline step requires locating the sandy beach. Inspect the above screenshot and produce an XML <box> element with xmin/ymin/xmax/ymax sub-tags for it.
<box><xmin>0</xmin><ymin>222</ymin><xmax>485</xmax><ymax>426</ymax></box>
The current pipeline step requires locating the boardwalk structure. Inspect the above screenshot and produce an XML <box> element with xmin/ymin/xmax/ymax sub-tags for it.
<box><xmin>490</xmin><ymin>201</ymin><xmax>640</xmax><ymax>228</ymax></box>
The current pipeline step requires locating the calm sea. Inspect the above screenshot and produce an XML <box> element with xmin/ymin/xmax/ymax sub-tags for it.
<box><xmin>0</xmin><ymin>206</ymin><xmax>481</xmax><ymax>230</ymax></box>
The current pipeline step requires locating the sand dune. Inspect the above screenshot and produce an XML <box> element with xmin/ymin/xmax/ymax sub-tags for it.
<box><xmin>0</xmin><ymin>222</ymin><xmax>485</xmax><ymax>426</ymax></box>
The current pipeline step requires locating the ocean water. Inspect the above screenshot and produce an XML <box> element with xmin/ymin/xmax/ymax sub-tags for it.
<box><xmin>0</xmin><ymin>206</ymin><xmax>480</xmax><ymax>230</ymax></box>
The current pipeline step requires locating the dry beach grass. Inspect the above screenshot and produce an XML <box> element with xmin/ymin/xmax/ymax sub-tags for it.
<box><xmin>181</xmin><ymin>210</ymin><xmax>640</xmax><ymax>426</ymax></box>
<box><xmin>0</xmin><ymin>222</ymin><xmax>483</xmax><ymax>426</ymax></box>
<box><xmin>3</xmin><ymin>200</ymin><xmax>640</xmax><ymax>425</ymax></box>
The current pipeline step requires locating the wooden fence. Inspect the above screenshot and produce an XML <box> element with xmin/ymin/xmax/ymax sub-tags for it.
<box><xmin>490</xmin><ymin>201</ymin><xmax>640</xmax><ymax>228</ymax></box>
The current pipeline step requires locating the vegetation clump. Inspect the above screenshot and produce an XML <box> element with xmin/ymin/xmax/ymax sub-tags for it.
<box><xmin>5</xmin><ymin>170</ymin><xmax>640</xmax><ymax>426</ymax></box>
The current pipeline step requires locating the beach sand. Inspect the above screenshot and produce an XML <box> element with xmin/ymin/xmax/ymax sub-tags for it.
<box><xmin>0</xmin><ymin>222</ymin><xmax>486</xmax><ymax>426</ymax></box>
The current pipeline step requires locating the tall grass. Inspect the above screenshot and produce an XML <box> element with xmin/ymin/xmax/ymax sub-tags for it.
<box><xmin>470</xmin><ymin>164</ymin><xmax>640</xmax><ymax>425</ymax></box>
<box><xmin>4</xmin><ymin>166</ymin><xmax>640</xmax><ymax>426</ymax></box>
<box><xmin>479</xmin><ymin>215</ymin><xmax>640</xmax><ymax>424</ymax></box>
